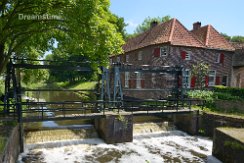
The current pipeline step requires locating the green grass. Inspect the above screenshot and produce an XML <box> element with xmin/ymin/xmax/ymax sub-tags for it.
<box><xmin>67</xmin><ymin>81</ymin><xmax>97</xmax><ymax>90</ymax></box>
<box><xmin>0</xmin><ymin>136</ymin><xmax>6</xmax><ymax>153</ymax></box>
<box><xmin>192</xmin><ymin>105</ymin><xmax>244</xmax><ymax>119</ymax></box>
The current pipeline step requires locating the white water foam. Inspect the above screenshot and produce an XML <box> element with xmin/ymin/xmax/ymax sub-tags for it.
<box><xmin>18</xmin><ymin>128</ymin><xmax>222</xmax><ymax>163</ymax></box>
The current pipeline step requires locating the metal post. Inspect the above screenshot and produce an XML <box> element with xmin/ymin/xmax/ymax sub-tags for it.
<box><xmin>113</xmin><ymin>65</ymin><xmax>123</xmax><ymax>103</ymax></box>
<box><xmin>12</xmin><ymin>65</ymin><xmax>24</xmax><ymax>152</ymax></box>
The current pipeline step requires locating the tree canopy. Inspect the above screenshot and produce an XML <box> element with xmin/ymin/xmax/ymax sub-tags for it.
<box><xmin>221</xmin><ymin>33</ymin><xmax>244</xmax><ymax>43</ymax></box>
<box><xmin>0</xmin><ymin>0</ymin><xmax>125</xmax><ymax>76</ymax></box>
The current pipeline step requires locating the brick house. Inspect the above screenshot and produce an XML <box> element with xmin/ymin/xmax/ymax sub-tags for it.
<box><xmin>110</xmin><ymin>18</ymin><xmax>234</xmax><ymax>99</ymax></box>
<box><xmin>231</xmin><ymin>43</ymin><xmax>244</xmax><ymax>88</ymax></box>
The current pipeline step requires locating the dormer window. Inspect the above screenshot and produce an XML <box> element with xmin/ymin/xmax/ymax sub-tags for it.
<box><xmin>160</xmin><ymin>47</ymin><xmax>168</xmax><ymax>56</ymax></box>
<box><xmin>138</xmin><ymin>51</ymin><xmax>143</xmax><ymax>60</ymax></box>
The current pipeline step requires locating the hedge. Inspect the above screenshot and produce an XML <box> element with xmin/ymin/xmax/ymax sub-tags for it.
<box><xmin>214</xmin><ymin>86</ymin><xmax>244</xmax><ymax>99</ymax></box>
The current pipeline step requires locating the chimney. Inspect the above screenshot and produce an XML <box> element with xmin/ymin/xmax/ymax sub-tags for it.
<box><xmin>150</xmin><ymin>21</ymin><xmax>158</xmax><ymax>28</ymax></box>
<box><xmin>193</xmin><ymin>21</ymin><xmax>201</xmax><ymax>30</ymax></box>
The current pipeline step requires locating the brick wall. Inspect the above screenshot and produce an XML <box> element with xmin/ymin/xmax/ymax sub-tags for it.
<box><xmin>110</xmin><ymin>44</ymin><xmax>233</xmax><ymax>99</ymax></box>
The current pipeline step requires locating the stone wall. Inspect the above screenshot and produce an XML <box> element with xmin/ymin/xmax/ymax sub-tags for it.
<box><xmin>215</xmin><ymin>100</ymin><xmax>244</xmax><ymax>113</ymax></box>
<box><xmin>213</xmin><ymin>128</ymin><xmax>244</xmax><ymax>163</ymax></box>
<box><xmin>201</xmin><ymin>112</ymin><xmax>244</xmax><ymax>137</ymax></box>
<box><xmin>0</xmin><ymin>125</ymin><xmax>20</xmax><ymax>163</ymax></box>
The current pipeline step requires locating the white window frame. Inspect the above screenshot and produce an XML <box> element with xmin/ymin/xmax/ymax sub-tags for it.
<box><xmin>136</xmin><ymin>72</ymin><xmax>142</xmax><ymax>89</ymax></box>
<box><xmin>126</xmin><ymin>55</ymin><xmax>129</xmax><ymax>62</ymax></box>
<box><xmin>160</xmin><ymin>46</ymin><xmax>168</xmax><ymax>57</ymax></box>
<box><xmin>138</xmin><ymin>51</ymin><xmax>142</xmax><ymax>60</ymax></box>
<box><xmin>117</xmin><ymin>56</ymin><xmax>120</xmax><ymax>62</ymax></box>
<box><xmin>215</xmin><ymin>54</ymin><xmax>220</xmax><ymax>63</ymax></box>
<box><xmin>182</xmin><ymin>69</ymin><xmax>191</xmax><ymax>88</ymax></box>
<box><xmin>125</xmin><ymin>72</ymin><xmax>129</xmax><ymax>88</ymax></box>
<box><xmin>208</xmin><ymin>70</ymin><xmax>216</xmax><ymax>86</ymax></box>
<box><xmin>185</xmin><ymin>53</ymin><xmax>191</xmax><ymax>60</ymax></box>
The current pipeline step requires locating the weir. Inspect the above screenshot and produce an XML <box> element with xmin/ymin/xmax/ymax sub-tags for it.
<box><xmin>18</xmin><ymin>121</ymin><xmax>220</xmax><ymax>163</ymax></box>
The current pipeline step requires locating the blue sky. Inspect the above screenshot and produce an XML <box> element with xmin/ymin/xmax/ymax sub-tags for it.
<box><xmin>110</xmin><ymin>0</ymin><xmax>244</xmax><ymax>36</ymax></box>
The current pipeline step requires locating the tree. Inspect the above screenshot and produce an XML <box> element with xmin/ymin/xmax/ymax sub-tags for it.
<box><xmin>133</xmin><ymin>15</ymin><xmax>171</xmax><ymax>35</ymax></box>
<box><xmin>231</xmin><ymin>36</ymin><xmax>244</xmax><ymax>43</ymax></box>
<box><xmin>220</xmin><ymin>33</ymin><xmax>244</xmax><ymax>43</ymax></box>
<box><xmin>0</xmin><ymin>0</ymin><xmax>125</xmax><ymax>75</ymax></box>
<box><xmin>191</xmin><ymin>61</ymin><xmax>209</xmax><ymax>90</ymax></box>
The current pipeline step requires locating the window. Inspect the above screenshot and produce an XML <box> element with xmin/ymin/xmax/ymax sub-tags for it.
<box><xmin>182</xmin><ymin>69</ymin><xmax>191</xmax><ymax>88</ymax></box>
<box><xmin>181</xmin><ymin>51</ymin><xmax>191</xmax><ymax>60</ymax></box>
<box><xmin>185</xmin><ymin>53</ymin><xmax>191</xmax><ymax>60</ymax></box>
<box><xmin>136</xmin><ymin>72</ymin><xmax>142</xmax><ymax>89</ymax></box>
<box><xmin>138</xmin><ymin>51</ymin><xmax>142</xmax><ymax>60</ymax></box>
<box><xmin>110</xmin><ymin>59</ymin><xmax>113</xmax><ymax>64</ymax></box>
<box><xmin>160</xmin><ymin>46</ymin><xmax>168</xmax><ymax>56</ymax></box>
<box><xmin>222</xmin><ymin>76</ymin><xmax>227</xmax><ymax>86</ymax></box>
<box><xmin>117</xmin><ymin>56</ymin><xmax>120</xmax><ymax>62</ymax></box>
<box><xmin>215</xmin><ymin>54</ymin><xmax>220</xmax><ymax>63</ymax></box>
<box><xmin>215</xmin><ymin>53</ymin><xmax>225</xmax><ymax>63</ymax></box>
<box><xmin>125</xmin><ymin>72</ymin><xmax>129</xmax><ymax>88</ymax></box>
<box><xmin>208</xmin><ymin>71</ymin><xmax>216</xmax><ymax>86</ymax></box>
<box><xmin>126</xmin><ymin>55</ymin><xmax>129</xmax><ymax>62</ymax></box>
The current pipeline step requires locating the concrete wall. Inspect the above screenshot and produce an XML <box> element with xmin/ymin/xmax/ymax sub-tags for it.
<box><xmin>231</xmin><ymin>67</ymin><xmax>244</xmax><ymax>88</ymax></box>
<box><xmin>94</xmin><ymin>114</ymin><xmax>133</xmax><ymax>144</ymax></box>
<box><xmin>213</xmin><ymin>128</ymin><xmax>244</xmax><ymax>163</ymax></box>
<box><xmin>201</xmin><ymin>112</ymin><xmax>244</xmax><ymax>137</ymax></box>
<box><xmin>172</xmin><ymin>111</ymin><xmax>199</xmax><ymax>135</ymax></box>
<box><xmin>0</xmin><ymin>125</ymin><xmax>20</xmax><ymax>163</ymax></box>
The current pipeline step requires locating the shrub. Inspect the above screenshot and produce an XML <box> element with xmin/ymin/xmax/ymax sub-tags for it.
<box><xmin>187</xmin><ymin>90</ymin><xmax>214</xmax><ymax>102</ymax></box>
<box><xmin>214</xmin><ymin>86</ymin><xmax>244</xmax><ymax>99</ymax></box>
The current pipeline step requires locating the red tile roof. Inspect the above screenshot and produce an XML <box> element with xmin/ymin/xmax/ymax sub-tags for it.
<box><xmin>123</xmin><ymin>18</ymin><xmax>204</xmax><ymax>52</ymax></box>
<box><xmin>191</xmin><ymin>25</ymin><xmax>234</xmax><ymax>51</ymax></box>
<box><xmin>123</xmin><ymin>18</ymin><xmax>234</xmax><ymax>52</ymax></box>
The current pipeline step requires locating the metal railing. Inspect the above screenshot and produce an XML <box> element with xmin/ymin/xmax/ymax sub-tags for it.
<box><xmin>0</xmin><ymin>98</ymin><xmax>205</xmax><ymax>122</ymax></box>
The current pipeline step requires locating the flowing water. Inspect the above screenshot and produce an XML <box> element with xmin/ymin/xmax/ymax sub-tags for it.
<box><xmin>18</xmin><ymin>122</ymin><xmax>221</xmax><ymax>163</ymax></box>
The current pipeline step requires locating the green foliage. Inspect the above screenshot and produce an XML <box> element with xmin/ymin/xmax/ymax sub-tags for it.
<box><xmin>117</xmin><ymin>114</ymin><xmax>128</xmax><ymax>127</ymax></box>
<box><xmin>0</xmin><ymin>0</ymin><xmax>125</xmax><ymax>75</ymax></box>
<box><xmin>214</xmin><ymin>86</ymin><xmax>244</xmax><ymax>99</ymax></box>
<box><xmin>224</xmin><ymin>141</ymin><xmax>244</xmax><ymax>150</ymax></box>
<box><xmin>214</xmin><ymin>92</ymin><xmax>241</xmax><ymax>101</ymax></box>
<box><xmin>191</xmin><ymin>61</ymin><xmax>209</xmax><ymax>90</ymax></box>
<box><xmin>231</xmin><ymin>36</ymin><xmax>244</xmax><ymax>43</ymax></box>
<box><xmin>133</xmin><ymin>15</ymin><xmax>171</xmax><ymax>35</ymax></box>
<box><xmin>220</xmin><ymin>33</ymin><xmax>244</xmax><ymax>43</ymax></box>
<box><xmin>187</xmin><ymin>90</ymin><xmax>214</xmax><ymax>103</ymax></box>
<box><xmin>0</xmin><ymin>136</ymin><xmax>6</xmax><ymax>153</ymax></box>
<box><xmin>0</xmin><ymin>78</ymin><xmax>4</xmax><ymax>96</ymax></box>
